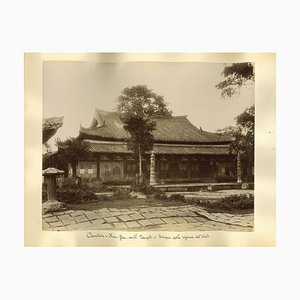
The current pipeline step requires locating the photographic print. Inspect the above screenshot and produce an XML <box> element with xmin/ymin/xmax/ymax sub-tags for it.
<box><xmin>25</xmin><ymin>53</ymin><xmax>275</xmax><ymax>246</ymax></box>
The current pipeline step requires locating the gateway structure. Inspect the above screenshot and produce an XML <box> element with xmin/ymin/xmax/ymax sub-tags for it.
<box><xmin>71</xmin><ymin>109</ymin><xmax>238</xmax><ymax>184</ymax></box>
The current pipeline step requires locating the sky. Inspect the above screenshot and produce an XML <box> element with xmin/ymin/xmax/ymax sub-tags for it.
<box><xmin>43</xmin><ymin>61</ymin><xmax>254</xmax><ymax>149</ymax></box>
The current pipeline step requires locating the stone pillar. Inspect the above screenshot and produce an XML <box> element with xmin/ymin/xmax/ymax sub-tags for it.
<box><xmin>237</xmin><ymin>152</ymin><xmax>242</xmax><ymax>183</ymax></box>
<box><xmin>150</xmin><ymin>150</ymin><xmax>157</xmax><ymax>186</ymax></box>
<box><xmin>45</xmin><ymin>175</ymin><xmax>57</xmax><ymax>201</ymax></box>
<box><xmin>42</xmin><ymin>168</ymin><xmax>66</xmax><ymax>214</ymax></box>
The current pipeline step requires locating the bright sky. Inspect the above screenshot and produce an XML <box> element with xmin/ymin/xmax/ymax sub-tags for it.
<box><xmin>43</xmin><ymin>61</ymin><xmax>254</xmax><ymax>149</ymax></box>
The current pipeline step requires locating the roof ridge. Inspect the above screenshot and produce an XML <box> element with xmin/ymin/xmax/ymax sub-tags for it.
<box><xmin>95</xmin><ymin>108</ymin><xmax>119</xmax><ymax>115</ymax></box>
<box><xmin>95</xmin><ymin>108</ymin><xmax>187</xmax><ymax>119</ymax></box>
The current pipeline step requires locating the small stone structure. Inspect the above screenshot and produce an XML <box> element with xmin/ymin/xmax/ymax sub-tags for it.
<box><xmin>241</xmin><ymin>182</ymin><xmax>250</xmax><ymax>190</ymax></box>
<box><xmin>42</xmin><ymin>167</ymin><xmax>66</xmax><ymax>214</ymax></box>
<box><xmin>149</xmin><ymin>150</ymin><xmax>157</xmax><ymax>186</ymax></box>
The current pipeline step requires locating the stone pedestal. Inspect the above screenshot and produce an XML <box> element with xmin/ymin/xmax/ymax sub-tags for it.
<box><xmin>150</xmin><ymin>151</ymin><xmax>157</xmax><ymax>186</ymax></box>
<box><xmin>42</xmin><ymin>168</ymin><xmax>66</xmax><ymax>214</ymax></box>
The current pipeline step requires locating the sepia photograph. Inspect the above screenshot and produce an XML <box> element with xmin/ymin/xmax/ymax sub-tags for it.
<box><xmin>41</xmin><ymin>58</ymin><xmax>255</xmax><ymax>233</ymax></box>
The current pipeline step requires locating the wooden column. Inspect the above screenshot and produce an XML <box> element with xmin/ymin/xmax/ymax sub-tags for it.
<box><xmin>97</xmin><ymin>157</ymin><xmax>100</xmax><ymax>178</ymax></box>
<box><xmin>150</xmin><ymin>150</ymin><xmax>157</xmax><ymax>186</ymax></box>
<box><xmin>187</xmin><ymin>160</ymin><xmax>191</xmax><ymax>179</ymax></box>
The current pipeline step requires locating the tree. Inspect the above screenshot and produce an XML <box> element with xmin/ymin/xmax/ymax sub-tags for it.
<box><xmin>116</xmin><ymin>85</ymin><xmax>172</xmax><ymax>119</ymax></box>
<box><xmin>55</xmin><ymin>137</ymin><xmax>92</xmax><ymax>178</ymax></box>
<box><xmin>123</xmin><ymin>115</ymin><xmax>156</xmax><ymax>181</ymax></box>
<box><xmin>216</xmin><ymin>63</ymin><xmax>254</xmax><ymax>99</ymax></box>
<box><xmin>116</xmin><ymin>85</ymin><xmax>172</xmax><ymax>182</ymax></box>
<box><xmin>217</xmin><ymin>105</ymin><xmax>254</xmax><ymax>180</ymax></box>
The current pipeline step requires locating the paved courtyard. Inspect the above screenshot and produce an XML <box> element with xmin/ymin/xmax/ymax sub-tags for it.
<box><xmin>42</xmin><ymin>204</ymin><xmax>254</xmax><ymax>232</ymax></box>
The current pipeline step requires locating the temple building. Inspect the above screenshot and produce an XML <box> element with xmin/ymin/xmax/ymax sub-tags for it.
<box><xmin>71</xmin><ymin>109</ymin><xmax>238</xmax><ymax>184</ymax></box>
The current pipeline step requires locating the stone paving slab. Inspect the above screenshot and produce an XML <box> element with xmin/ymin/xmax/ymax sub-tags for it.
<box><xmin>118</xmin><ymin>214</ymin><xmax>134</xmax><ymax>222</ymax></box>
<box><xmin>130</xmin><ymin>213</ymin><xmax>144</xmax><ymax>221</ymax></box>
<box><xmin>161</xmin><ymin>218</ymin><xmax>177</xmax><ymax>224</ymax></box>
<box><xmin>54</xmin><ymin>226</ymin><xmax>67</xmax><ymax>231</ymax></box>
<box><xmin>109</xmin><ymin>208</ymin><xmax>120</xmax><ymax>212</ymax></box>
<box><xmin>98</xmin><ymin>208</ymin><xmax>110</xmax><ymax>213</ymax></box>
<box><xmin>74</xmin><ymin>215</ymin><xmax>89</xmax><ymax>223</ymax></box>
<box><xmin>58</xmin><ymin>214</ymin><xmax>73</xmax><ymax>221</ymax></box>
<box><xmin>152</xmin><ymin>212</ymin><xmax>166</xmax><ymax>218</ymax></box>
<box><xmin>84</xmin><ymin>212</ymin><xmax>100</xmax><ymax>221</ymax></box>
<box><xmin>109</xmin><ymin>212</ymin><xmax>123</xmax><ymax>217</ymax></box>
<box><xmin>91</xmin><ymin>219</ymin><xmax>105</xmax><ymax>226</ymax></box>
<box><xmin>98</xmin><ymin>212</ymin><xmax>112</xmax><ymax>218</ymax></box>
<box><xmin>61</xmin><ymin>219</ymin><xmax>77</xmax><ymax>226</ymax></box>
<box><xmin>175</xmin><ymin>211</ymin><xmax>187</xmax><ymax>217</ymax></box>
<box><xmin>112</xmin><ymin>222</ymin><xmax>128</xmax><ymax>229</ymax></box>
<box><xmin>141</xmin><ymin>212</ymin><xmax>153</xmax><ymax>219</ymax></box>
<box><xmin>138</xmin><ymin>219</ymin><xmax>153</xmax><ymax>227</ymax></box>
<box><xmin>54</xmin><ymin>211</ymin><xmax>66</xmax><ymax>216</ymax></box>
<box><xmin>50</xmin><ymin>221</ymin><xmax>64</xmax><ymax>227</ymax></box>
<box><xmin>126</xmin><ymin>221</ymin><xmax>142</xmax><ymax>228</ymax></box>
<box><xmin>43</xmin><ymin>213</ymin><xmax>53</xmax><ymax>218</ymax></box>
<box><xmin>104</xmin><ymin>216</ymin><xmax>119</xmax><ymax>223</ymax></box>
<box><xmin>184</xmin><ymin>217</ymin><xmax>198</xmax><ymax>223</ymax></box>
<box><xmin>45</xmin><ymin>216</ymin><xmax>59</xmax><ymax>223</ymax></box>
<box><xmin>71</xmin><ymin>211</ymin><xmax>84</xmax><ymax>217</ymax></box>
<box><xmin>150</xmin><ymin>218</ymin><xmax>165</xmax><ymax>225</ymax></box>
<box><xmin>76</xmin><ymin>221</ymin><xmax>92</xmax><ymax>228</ymax></box>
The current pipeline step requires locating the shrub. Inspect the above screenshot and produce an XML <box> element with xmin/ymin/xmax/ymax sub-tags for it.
<box><xmin>153</xmin><ymin>190</ymin><xmax>168</xmax><ymax>200</ymax></box>
<box><xmin>42</xmin><ymin>183</ymin><xmax>48</xmax><ymax>202</ymax></box>
<box><xmin>42</xmin><ymin>190</ymin><xmax>47</xmax><ymax>202</ymax></box>
<box><xmin>131</xmin><ymin>184</ymin><xmax>169</xmax><ymax>200</ymax></box>
<box><xmin>199</xmin><ymin>194</ymin><xmax>254</xmax><ymax>211</ymax></box>
<box><xmin>56</xmin><ymin>183</ymin><xmax>97</xmax><ymax>204</ymax></box>
<box><xmin>112</xmin><ymin>188</ymin><xmax>131</xmax><ymax>200</ymax></box>
<box><xmin>131</xmin><ymin>183</ymin><xmax>157</xmax><ymax>195</ymax></box>
<box><xmin>169</xmin><ymin>194</ymin><xmax>185</xmax><ymax>201</ymax></box>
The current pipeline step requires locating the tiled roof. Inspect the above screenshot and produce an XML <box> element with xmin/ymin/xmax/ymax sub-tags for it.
<box><xmin>154</xmin><ymin>144</ymin><xmax>231</xmax><ymax>155</ymax></box>
<box><xmin>89</xmin><ymin>141</ymin><xmax>131</xmax><ymax>154</ymax></box>
<box><xmin>79</xmin><ymin>109</ymin><xmax>233</xmax><ymax>143</ymax></box>
<box><xmin>86</xmin><ymin>140</ymin><xmax>231</xmax><ymax>155</ymax></box>
<box><xmin>42</xmin><ymin>116</ymin><xmax>64</xmax><ymax>143</ymax></box>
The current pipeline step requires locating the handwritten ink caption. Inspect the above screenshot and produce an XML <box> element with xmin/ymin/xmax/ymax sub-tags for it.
<box><xmin>86</xmin><ymin>232</ymin><xmax>210</xmax><ymax>241</ymax></box>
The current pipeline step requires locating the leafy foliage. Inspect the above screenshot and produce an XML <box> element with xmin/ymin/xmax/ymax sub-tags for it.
<box><xmin>122</xmin><ymin>115</ymin><xmax>156</xmax><ymax>158</ymax></box>
<box><xmin>116</xmin><ymin>85</ymin><xmax>172</xmax><ymax>119</ymax></box>
<box><xmin>216</xmin><ymin>63</ymin><xmax>254</xmax><ymax>98</ymax></box>
<box><xmin>112</xmin><ymin>188</ymin><xmax>131</xmax><ymax>200</ymax></box>
<box><xmin>217</xmin><ymin>105</ymin><xmax>254</xmax><ymax>167</ymax></box>
<box><xmin>131</xmin><ymin>183</ymin><xmax>156</xmax><ymax>195</ymax></box>
<box><xmin>55</xmin><ymin>137</ymin><xmax>92</xmax><ymax>177</ymax></box>
<box><xmin>56</xmin><ymin>182</ymin><xmax>97</xmax><ymax>204</ymax></box>
<box><xmin>169</xmin><ymin>194</ymin><xmax>185</xmax><ymax>201</ymax></box>
<box><xmin>198</xmin><ymin>194</ymin><xmax>254</xmax><ymax>211</ymax></box>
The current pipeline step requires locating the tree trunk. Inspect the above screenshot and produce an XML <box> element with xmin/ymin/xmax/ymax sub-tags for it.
<box><xmin>138</xmin><ymin>143</ymin><xmax>143</xmax><ymax>183</ymax></box>
<box><xmin>72</xmin><ymin>163</ymin><xmax>77</xmax><ymax>178</ymax></box>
